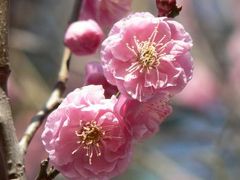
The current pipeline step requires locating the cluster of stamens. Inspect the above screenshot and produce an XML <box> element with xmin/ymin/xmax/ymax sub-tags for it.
<box><xmin>126</xmin><ymin>24</ymin><xmax>168</xmax><ymax>73</ymax></box>
<box><xmin>72</xmin><ymin>121</ymin><xmax>105</xmax><ymax>165</ymax></box>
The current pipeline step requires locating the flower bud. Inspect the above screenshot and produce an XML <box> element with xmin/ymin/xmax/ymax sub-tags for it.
<box><xmin>80</xmin><ymin>0</ymin><xmax>132</xmax><ymax>29</ymax></box>
<box><xmin>64</xmin><ymin>20</ymin><xmax>104</xmax><ymax>56</ymax></box>
<box><xmin>84</xmin><ymin>62</ymin><xmax>118</xmax><ymax>98</ymax></box>
<box><xmin>156</xmin><ymin>0</ymin><xmax>182</xmax><ymax>18</ymax></box>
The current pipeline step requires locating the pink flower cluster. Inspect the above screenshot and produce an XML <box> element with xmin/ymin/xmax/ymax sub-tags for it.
<box><xmin>42</xmin><ymin>12</ymin><xmax>193</xmax><ymax>180</ymax></box>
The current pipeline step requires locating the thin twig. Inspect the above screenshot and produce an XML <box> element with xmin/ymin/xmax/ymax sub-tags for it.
<box><xmin>48</xmin><ymin>168</ymin><xmax>60</xmax><ymax>179</ymax></box>
<box><xmin>0</xmin><ymin>0</ymin><xmax>25</xmax><ymax>179</ymax></box>
<box><xmin>69</xmin><ymin>0</ymin><xmax>83</xmax><ymax>24</ymax></box>
<box><xmin>19</xmin><ymin>0</ymin><xmax>83</xmax><ymax>155</ymax></box>
<box><xmin>19</xmin><ymin>47</ymin><xmax>71</xmax><ymax>155</ymax></box>
<box><xmin>35</xmin><ymin>159</ymin><xmax>49</xmax><ymax>180</ymax></box>
<box><xmin>35</xmin><ymin>158</ymin><xmax>59</xmax><ymax>180</ymax></box>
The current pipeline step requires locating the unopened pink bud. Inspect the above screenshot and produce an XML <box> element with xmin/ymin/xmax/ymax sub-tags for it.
<box><xmin>80</xmin><ymin>0</ymin><xmax>132</xmax><ymax>29</ymax></box>
<box><xmin>64</xmin><ymin>20</ymin><xmax>104</xmax><ymax>56</ymax></box>
<box><xmin>84</xmin><ymin>61</ymin><xmax>118</xmax><ymax>98</ymax></box>
<box><xmin>156</xmin><ymin>0</ymin><xmax>182</xmax><ymax>18</ymax></box>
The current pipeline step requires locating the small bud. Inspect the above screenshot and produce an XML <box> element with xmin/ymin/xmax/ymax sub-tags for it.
<box><xmin>84</xmin><ymin>62</ymin><xmax>118</xmax><ymax>98</ymax></box>
<box><xmin>64</xmin><ymin>20</ymin><xmax>104</xmax><ymax>56</ymax></box>
<box><xmin>79</xmin><ymin>0</ymin><xmax>132</xmax><ymax>29</ymax></box>
<box><xmin>156</xmin><ymin>0</ymin><xmax>182</xmax><ymax>18</ymax></box>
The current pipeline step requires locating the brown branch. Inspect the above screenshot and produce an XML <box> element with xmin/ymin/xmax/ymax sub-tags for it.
<box><xmin>19</xmin><ymin>47</ymin><xmax>71</xmax><ymax>155</ymax></box>
<box><xmin>35</xmin><ymin>159</ymin><xmax>49</xmax><ymax>180</ymax></box>
<box><xmin>35</xmin><ymin>158</ymin><xmax>59</xmax><ymax>180</ymax></box>
<box><xmin>48</xmin><ymin>169</ymin><xmax>60</xmax><ymax>179</ymax></box>
<box><xmin>0</xmin><ymin>0</ymin><xmax>25</xmax><ymax>179</ymax></box>
<box><xmin>0</xmin><ymin>92</ymin><xmax>25</xmax><ymax>179</ymax></box>
<box><xmin>69</xmin><ymin>0</ymin><xmax>83</xmax><ymax>24</ymax></box>
<box><xmin>19</xmin><ymin>0</ymin><xmax>83</xmax><ymax>156</ymax></box>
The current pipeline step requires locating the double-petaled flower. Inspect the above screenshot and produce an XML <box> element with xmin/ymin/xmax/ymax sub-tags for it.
<box><xmin>42</xmin><ymin>86</ymin><xmax>132</xmax><ymax>180</ymax></box>
<box><xmin>101</xmin><ymin>12</ymin><xmax>193</xmax><ymax>102</ymax></box>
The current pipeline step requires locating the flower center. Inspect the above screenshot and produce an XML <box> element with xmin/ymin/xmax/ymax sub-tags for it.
<box><xmin>138</xmin><ymin>42</ymin><xmax>158</xmax><ymax>69</ymax></box>
<box><xmin>72</xmin><ymin>121</ymin><xmax>105</xmax><ymax>165</ymax></box>
<box><xmin>126</xmin><ymin>24</ymin><xmax>169</xmax><ymax>73</ymax></box>
<box><xmin>78</xmin><ymin>121</ymin><xmax>103</xmax><ymax>145</ymax></box>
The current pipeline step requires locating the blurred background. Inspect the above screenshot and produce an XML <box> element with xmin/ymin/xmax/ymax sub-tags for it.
<box><xmin>9</xmin><ymin>0</ymin><xmax>240</xmax><ymax>179</ymax></box>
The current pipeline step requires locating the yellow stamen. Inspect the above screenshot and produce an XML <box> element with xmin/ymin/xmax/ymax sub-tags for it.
<box><xmin>126</xmin><ymin>23</ymin><xmax>169</xmax><ymax>73</ymax></box>
<box><xmin>72</xmin><ymin>121</ymin><xmax>104</xmax><ymax>165</ymax></box>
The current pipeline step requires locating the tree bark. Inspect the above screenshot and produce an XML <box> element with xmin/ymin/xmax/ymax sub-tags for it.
<box><xmin>0</xmin><ymin>0</ymin><xmax>25</xmax><ymax>179</ymax></box>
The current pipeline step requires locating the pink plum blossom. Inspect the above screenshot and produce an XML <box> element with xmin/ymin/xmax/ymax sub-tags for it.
<box><xmin>42</xmin><ymin>85</ymin><xmax>132</xmax><ymax>180</ymax></box>
<box><xmin>101</xmin><ymin>12</ymin><xmax>193</xmax><ymax>102</ymax></box>
<box><xmin>84</xmin><ymin>62</ymin><xmax>118</xmax><ymax>98</ymax></box>
<box><xmin>115</xmin><ymin>93</ymin><xmax>172</xmax><ymax>141</ymax></box>
<box><xmin>64</xmin><ymin>20</ymin><xmax>104</xmax><ymax>56</ymax></box>
<box><xmin>80</xmin><ymin>0</ymin><xmax>132</xmax><ymax>29</ymax></box>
